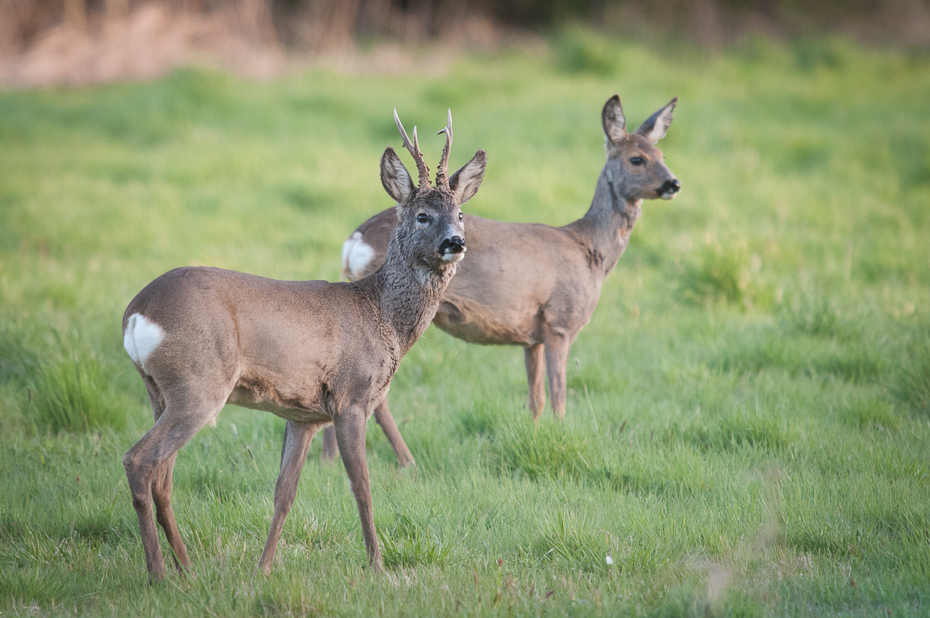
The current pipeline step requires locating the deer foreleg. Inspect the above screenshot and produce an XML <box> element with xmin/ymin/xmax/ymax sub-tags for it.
<box><xmin>373</xmin><ymin>399</ymin><xmax>415</xmax><ymax>468</ymax></box>
<box><xmin>544</xmin><ymin>335</ymin><xmax>571</xmax><ymax>421</ymax></box>
<box><xmin>258</xmin><ymin>420</ymin><xmax>320</xmax><ymax>576</ymax></box>
<box><xmin>524</xmin><ymin>344</ymin><xmax>546</xmax><ymax>420</ymax></box>
<box><xmin>334</xmin><ymin>406</ymin><xmax>383</xmax><ymax>571</ymax></box>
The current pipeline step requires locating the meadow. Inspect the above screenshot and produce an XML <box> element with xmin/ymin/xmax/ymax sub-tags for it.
<box><xmin>1</xmin><ymin>31</ymin><xmax>929</xmax><ymax>616</ymax></box>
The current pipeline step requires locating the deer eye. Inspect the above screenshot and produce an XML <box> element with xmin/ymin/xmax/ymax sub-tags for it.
<box><xmin>630</xmin><ymin>156</ymin><xmax>645</xmax><ymax>166</ymax></box>
<box><xmin>416</xmin><ymin>213</ymin><xmax>429</xmax><ymax>224</ymax></box>
<box><xmin>458</xmin><ymin>212</ymin><xmax>463</xmax><ymax>222</ymax></box>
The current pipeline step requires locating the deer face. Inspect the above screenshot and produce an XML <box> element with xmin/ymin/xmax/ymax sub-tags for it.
<box><xmin>602</xmin><ymin>95</ymin><xmax>681</xmax><ymax>203</ymax></box>
<box><xmin>380</xmin><ymin>110</ymin><xmax>487</xmax><ymax>271</ymax></box>
<box><xmin>390</xmin><ymin>179</ymin><xmax>466</xmax><ymax>269</ymax></box>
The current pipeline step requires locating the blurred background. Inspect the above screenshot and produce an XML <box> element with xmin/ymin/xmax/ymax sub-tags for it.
<box><xmin>2</xmin><ymin>0</ymin><xmax>930</xmax><ymax>86</ymax></box>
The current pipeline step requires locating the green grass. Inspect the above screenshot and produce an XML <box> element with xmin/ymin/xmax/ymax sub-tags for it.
<box><xmin>1</xmin><ymin>31</ymin><xmax>930</xmax><ymax>616</ymax></box>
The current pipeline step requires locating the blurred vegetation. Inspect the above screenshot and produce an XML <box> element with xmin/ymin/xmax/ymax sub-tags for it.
<box><xmin>4</xmin><ymin>0</ymin><xmax>930</xmax><ymax>54</ymax></box>
<box><xmin>0</xmin><ymin>27</ymin><xmax>929</xmax><ymax>617</ymax></box>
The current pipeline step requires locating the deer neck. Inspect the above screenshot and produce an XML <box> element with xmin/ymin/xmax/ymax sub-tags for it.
<box><xmin>571</xmin><ymin>167</ymin><xmax>643</xmax><ymax>277</ymax></box>
<box><xmin>369</xmin><ymin>244</ymin><xmax>455</xmax><ymax>355</ymax></box>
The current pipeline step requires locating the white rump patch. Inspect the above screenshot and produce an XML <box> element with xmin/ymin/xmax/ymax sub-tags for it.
<box><xmin>342</xmin><ymin>232</ymin><xmax>375</xmax><ymax>280</ymax></box>
<box><xmin>123</xmin><ymin>313</ymin><xmax>164</xmax><ymax>373</ymax></box>
<box><xmin>340</xmin><ymin>232</ymin><xmax>359</xmax><ymax>269</ymax></box>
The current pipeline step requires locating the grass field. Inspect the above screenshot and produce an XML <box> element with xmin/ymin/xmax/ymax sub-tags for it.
<box><xmin>1</xmin><ymin>32</ymin><xmax>929</xmax><ymax>616</ymax></box>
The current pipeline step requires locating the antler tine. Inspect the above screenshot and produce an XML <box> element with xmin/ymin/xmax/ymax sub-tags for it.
<box><xmin>435</xmin><ymin>109</ymin><xmax>454</xmax><ymax>189</ymax></box>
<box><xmin>393</xmin><ymin>109</ymin><xmax>431</xmax><ymax>191</ymax></box>
<box><xmin>393</xmin><ymin>108</ymin><xmax>415</xmax><ymax>153</ymax></box>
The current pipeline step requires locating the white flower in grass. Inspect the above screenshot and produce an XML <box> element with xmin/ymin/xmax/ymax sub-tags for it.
<box><xmin>606</xmin><ymin>553</ymin><xmax>614</xmax><ymax>566</ymax></box>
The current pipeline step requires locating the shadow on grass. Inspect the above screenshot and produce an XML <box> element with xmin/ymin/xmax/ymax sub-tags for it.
<box><xmin>711</xmin><ymin>330</ymin><xmax>883</xmax><ymax>384</ymax></box>
<box><xmin>779</xmin><ymin>293</ymin><xmax>861</xmax><ymax>340</ymax></box>
<box><xmin>839</xmin><ymin>393</ymin><xmax>901</xmax><ymax>432</ymax></box>
<box><xmin>70</xmin><ymin>512</ymin><xmax>138</xmax><ymax>545</ymax></box>
<box><xmin>673</xmin><ymin>415</ymin><xmax>793</xmax><ymax>454</ymax></box>
<box><xmin>458</xmin><ymin>408</ymin><xmax>709</xmax><ymax>498</ymax></box>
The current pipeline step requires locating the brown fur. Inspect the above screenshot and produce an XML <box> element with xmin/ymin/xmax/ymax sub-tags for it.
<box><xmin>325</xmin><ymin>94</ymin><xmax>679</xmax><ymax>465</ymax></box>
<box><xmin>120</xmin><ymin>111</ymin><xmax>485</xmax><ymax>580</ymax></box>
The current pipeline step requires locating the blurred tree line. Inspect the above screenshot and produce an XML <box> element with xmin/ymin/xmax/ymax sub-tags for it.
<box><xmin>2</xmin><ymin>0</ymin><xmax>929</xmax><ymax>54</ymax></box>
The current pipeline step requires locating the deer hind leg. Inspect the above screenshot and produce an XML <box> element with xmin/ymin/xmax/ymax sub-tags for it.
<box><xmin>123</xmin><ymin>381</ymin><xmax>230</xmax><ymax>581</ymax></box>
<box><xmin>138</xmin><ymin>374</ymin><xmax>191</xmax><ymax>573</ymax></box>
<box><xmin>373</xmin><ymin>399</ymin><xmax>415</xmax><ymax>468</ymax></box>
<box><xmin>258</xmin><ymin>420</ymin><xmax>321</xmax><ymax>576</ymax></box>
<box><xmin>524</xmin><ymin>344</ymin><xmax>546</xmax><ymax>421</ymax></box>
<box><xmin>151</xmin><ymin>454</ymin><xmax>190</xmax><ymax>573</ymax></box>
<box><xmin>320</xmin><ymin>425</ymin><xmax>339</xmax><ymax>463</ymax></box>
<box><xmin>334</xmin><ymin>405</ymin><xmax>382</xmax><ymax>571</ymax></box>
<box><xmin>544</xmin><ymin>334</ymin><xmax>571</xmax><ymax>421</ymax></box>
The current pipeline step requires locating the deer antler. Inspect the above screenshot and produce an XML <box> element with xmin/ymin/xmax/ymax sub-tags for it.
<box><xmin>394</xmin><ymin>109</ymin><xmax>431</xmax><ymax>191</ymax></box>
<box><xmin>435</xmin><ymin>109</ymin><xmax>453</xmax><ymax>189</ymax></box>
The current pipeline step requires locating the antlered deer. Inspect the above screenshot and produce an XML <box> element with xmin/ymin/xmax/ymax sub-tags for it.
<box><xmin>120</xmin><ymin>110</ymin><xmax>486</xmax><ymax>579</ymax></box>
<box><xmin>325</xmin><ymin>94</ymin><xmax>679</xmax><ymax>467</ymax></box>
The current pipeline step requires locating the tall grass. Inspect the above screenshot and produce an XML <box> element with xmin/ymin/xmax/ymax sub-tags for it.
<box><xmin>531</xmin><ymin>511</ymin><xmax>611</xmax><ymax>572</ymax></box>
<box><xmin>495</xmin><ymin>419</ymin><xmax>595</xmax><ymax>482</ymax></box>
<box><xmin>0</xmin><ymin>324</ymin><xmax>126</xmax><ymax>433</ymax></box>
<box><xmin>30</xmin><ymin>349</ymin><xmax>126</xmax><ymax>433</ymax></box>
<box><xmin>890</xmin><ymin>325</ymin><xmax>930</xmax><ymax>415</ymax></box>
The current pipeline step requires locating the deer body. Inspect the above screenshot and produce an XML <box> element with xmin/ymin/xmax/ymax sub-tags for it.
<box><xmin>432</xmin><ymin>205</ymin><xmax>638</xmax><ymax>346</ymax></box>
<box><xmin>121</xmin><ymin>110</ymin><xmax>486</xmax><ymax>580</ymax></box>
<box><xmin>325</xmin><ymin>95</ymin><xmax>678</xmax><ymax>466</ymax></box>
<box><xmin>126</xmin><ymin>267</ymin><xmax>428</xmax><ymax>424</ymax></box>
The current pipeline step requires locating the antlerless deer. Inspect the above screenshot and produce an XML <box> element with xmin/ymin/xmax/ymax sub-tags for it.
<box><xmin>121</xmin><ymin>110</ymin><xmax>486</xmax><ymax>579</ymax></box>
<box><xmin>327</xmin><ymin>94</ymin><xmax>680</xmax><ymax>467</ymax></box>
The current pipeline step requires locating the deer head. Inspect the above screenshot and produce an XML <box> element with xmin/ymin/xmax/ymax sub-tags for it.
<box><xmin>380</xmin><ymin>109</ymin><xmax>487</xmax><ymax>270</ymax></box>
<box><xmin>601</xmin><ymin>95</ymin><xmax>681</xmax><ymax>203</ymax></box>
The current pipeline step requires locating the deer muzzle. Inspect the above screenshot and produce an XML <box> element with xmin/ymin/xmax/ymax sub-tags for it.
<box><xmin>659</xmin><ymin>178</ymin><xmax>681</xmax><ymax>200</ymax></box>
<box><xmin>439</xmin><ymin>236</ymin><xmax>466</xmax><ymax>262</ymax></box>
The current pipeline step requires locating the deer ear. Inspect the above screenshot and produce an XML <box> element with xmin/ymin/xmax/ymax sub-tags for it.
<box><xmin>381</xmin><ymin>147</ymin><xmax>414</xmax><ymax>204</ymax></box>
<box><xmin>602</xmin><ymin>95</ymin><xmax>627</xmax><ymax>145</ymax></box>
<box><xmin>635</xmin><ymin>97</ymin><xmax>677</xmax><ymax>144</ymax></box>
<box><xmin>449</xmin><ymin>150</ymin><xmax>487</xmax><ymax>205</ymax></box>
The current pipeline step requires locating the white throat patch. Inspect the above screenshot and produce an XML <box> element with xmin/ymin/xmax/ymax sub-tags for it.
<box><xmin>441</xmin><ymin>247</ymin><xmax>466</xmax><ymax>262</ymax></box>
<box><xmin>123</xmin><ymin>313</ymin><xmax>164</xmax><ymax>373</ymax></box>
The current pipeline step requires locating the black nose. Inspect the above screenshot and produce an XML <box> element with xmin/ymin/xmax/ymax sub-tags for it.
<box><xmin>660</xmin><ymin>179</ymin><xmax>681</xmax><ymax>194</ymax></box>
<box><xmin>440</xmin><ymin>236</ymin><xmax>465</xmax><ymax>253</ymax></box>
